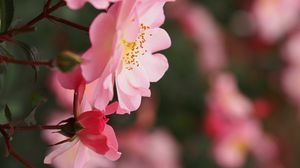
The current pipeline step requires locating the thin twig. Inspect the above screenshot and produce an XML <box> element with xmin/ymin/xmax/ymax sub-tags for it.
<box><xmin>47</xmin><ymin>15</ymin><xmax>89</xmax><ymax>32</ymax></box>
<box><xmin>0</xmin><ymin>55</ymin><xmax>53</xmax><ymax>67</ymax></box>
<box><xmin>0</xmin><ymin>128</ymin><xmax>36</xmax><ymax>168</ymax></box>
<box><xmin>5</xmin><ymin>0</ymin><xmax>66</xmax><ymax>36</ymax></box>
<box><xmin>0</xmin><ymin>124</ymin><xmax>61</xmax><ymax>131</ymax></box>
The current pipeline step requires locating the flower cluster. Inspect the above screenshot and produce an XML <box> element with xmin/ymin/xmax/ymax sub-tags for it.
<box><xmin>170</xmin><ymin>2</ymin><xmax>279</xmax><ymax>167</ymax></box>
<box><xmin>43</xmin><ymin>0</ymin><xmax>173</xmax><ymax>167</ymax></box>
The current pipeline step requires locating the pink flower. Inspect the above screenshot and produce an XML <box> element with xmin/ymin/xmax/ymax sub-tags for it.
<box><xmin>42</xmin><ymin>112</ymin><xmax>115</xmax><ymax>168</ymax></box>
<box><xmin>81</xmin><ymin>0</ymin><xmax>173</xmax><ymax>114</ymax></box>
<box><xmin>282</xmin><ymin>30</ymin><xmax>300</xmax><ymax>65</ymax></box>
<box><xmin>168</xmin><ymin>1</ymin><xmax>226</xmax><ymax>74</ymax></box>
<box><xmin>50</xmin><ymin>70</ymin><xmax>100</xmax><ymax>110</ymax></box>
<box><xmin>44</xmin><ymin>98</ymin><xmax>121</xmax><ymax>167</ymax></box>
<box><xmin>251</xmin><ymin>0</ymin><xmax>300</xmax><ymax>42</ymax></box>
<box><xmin>213</xmin><ymin>120</ymin><xmax>277</xmax><ymax>168</ymax></box>
<box><xmin>282</xmin><ymin>67</ymin><xmax>300</xmax><ymax>108</ymax></box>
<box><xmin>117</xmin><ymin>128</ymin><xmax>181</xmax><ymax>168</ymax></box>
<box><xmin>207</xmin><ymin>73</ymin><xmax>253</xmax><ymax>120</ymax></box>
<box><xmin>65</xmin><ymin>0</ymin><xmax>119</xmax><ymax>10</ymax></box>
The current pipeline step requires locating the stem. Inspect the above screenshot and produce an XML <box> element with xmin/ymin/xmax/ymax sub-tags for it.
<box><xmin>4</xmin><ymin>0</ymin><xmax>66</xmax><ymax>36</ymax></box>
<box><xmin>0</xmin><ymin>124</ymin><xmax>61</xmax><ymax>131</ymax></box>
<box><xmin>47</xmin><ymin>15</ymin><xmax>89</xmax><ymax>32</ymax></box>
<box><xmin>73</xmin><ymin>89</ymin><xmax>79</xmax><ymax>119</ymax></box>
<box><xmin>0</xmin><ymin>55</ymin><xmax>53</xmax><ymax>67</ymax></box>
<box><xmin>0</xmin><ymin>128</ymin><xmax>36</xmax><ymax>168</ymax></box>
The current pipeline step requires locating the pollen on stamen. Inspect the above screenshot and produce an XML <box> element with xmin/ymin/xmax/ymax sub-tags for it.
<box><xmin>122</xmin><ymin>24</ymin><xmax>151</xmax><ymax>70</ymax></box>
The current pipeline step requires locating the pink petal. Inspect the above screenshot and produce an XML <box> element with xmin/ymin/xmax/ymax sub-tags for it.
<box><xmin>116</xmin><ymin>82</ymin><xmax>142</xmax><ymax>114</ymax></box>
<box><xmin>94</xmin><ymin>72</ymin><xmax>114</xmax><ymax>111</ymax></box>
<box><xmin>57</xmin><ymin>67</ymin><xmax>84</xmax><ymax>89</ymax></box>
<box><xmin>78</xmin><ymin>111</ymin><xmax>106</xmax><ymax>134</ymax></box>
<box><xmin>81</xmin><ymin>11</ymin><xmax>116</xmax><ymax>82</ymax></box>
<box><xmin>117</xmin><ymin>0</ymin><xmax>136</xmax><ymax>29</ymax></box>
<box><xmin>65</xmin><ymin>0</ymin><xmax>86</xmax><ymax>10</ymax></box>
<box><xmin>138</xmin><ymin>0</ymin><xmax>169</xmax><ymax>27</ymax></box>
<box><xmin>79</xmin><ymin>133</ymin><xmax>109</xmax><ymax>155</ymax></box>
<box><xmin>104</xmin><ymin>102</ymin><xmax>119</xmax><ymax>115</ymax></box>
<box><xmin>124</xmin><ymin>66</ymin><xmax>150</xmax><ymax>89</ymax></box>
<box><xmin>144</xmin><ymin>28</ymin><xmax>171</xmax><ymax>53</ymax></box>
<box><xmin>140</xmin><ymin>53</ymin><xmax>169</xmax><ymax>82</ymax></box>
<box><xmin>44</xmin><ymin>139</ymin><xmax>79</xmax><ymax>164</ymax></box>
<box><xmin>49</xmin><ymin>72</ymin><xmax>74</xmax><ymax>109</ymax></box>
<box><xmin>116</xmin><ymin>71</ymin><xmax>141</xmax><ymax>96</ymax></box>
<box><xmin>103</xmin><ymin>125</ymin><xmax>121</xmax><ymax>161</ymax></box>
<box><xmin>73</xmin><ymin>142</ymin><xmax>89</xmax><ymax>168</ymax></box>
<box><xmin>89</xmin><ymin>0</ymin><xmax>110</xmax><ymax>9</ymax></box>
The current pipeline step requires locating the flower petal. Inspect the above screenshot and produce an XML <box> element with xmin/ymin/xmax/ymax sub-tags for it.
<box><xmin>81</xmin><ymin>11</ymin><xmax>116</xmax><ymax>82</ymax></box>
<box><xmin>103</xmin><ymin>125</ymin><xmax>121</xmax><ymax>161</ymax></box>
<box><xmin>57</xmin><ymin>67</ymin><xmax>84</xmax><ymax>89</ymax></box>
<box><xmin>138</xmin><ymin>0</ymin><xmax>171</xmax><ymax>27</ymax></box>
<box><xmin>44</xmin><ymin>139</ymin><xmax>79</xmax><ymax>164</ymax></box>
<box><xmin>73</xmin><ymin>142</ymin><xmax>89</xmax><ymax>168</ymax></box>
<box><xmin>116</xmin><ymin>82</ymin><xmax>142</xmax><ymax>114</ymax></box>
<box><xmin>104</xmin><ymin>101</ymin><xmax>119</xmax><ymax>115</ymax></box>
<box><xmin>124</xmin><ymin>66</ymin><xmax>150</xmax><ymax>89</ymax></box>
<box><xmin>79</xmin><ymin>133</ymin><xmax>109</xmax><ymax>155</ymax></box>
<box><xmin>144</xmin><ymin>28</ymin><xmax>171</xmax><ymax>53</ymax></box>
<box><xmin>140</xmin><ymin>53</ymin><xmax>169</xmax><ymax>82</ymax></box>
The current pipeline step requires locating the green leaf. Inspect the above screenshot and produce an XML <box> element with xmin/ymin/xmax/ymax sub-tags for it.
<box><xmin>14</xmin><ymin>40</ymin><xmax>39</xmax><ymax>81</ymax></box>
<box><xmin>4</xmin><ymin>104</ymin><xmax>12</xmax><ymax>122</ymax></box>
<box><xmin>24</xmin><ymin>99</ymin><xmax>46</xmax><ymax>125</ymax></box>
<box><xmin>0</xmin><ymin>0</ymin><xmax>14</xmax><ymax>33</ymax></box>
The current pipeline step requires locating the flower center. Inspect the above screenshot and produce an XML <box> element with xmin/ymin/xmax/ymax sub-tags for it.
<box><xmin>121</xmin><ymin>24</ymin><xmax>152</xmax><ymax>71</ymax></box>
<box><xmin>232</xmin><ymin>137</ymin><xmax>248</xmax><ymax>154</ymax></box>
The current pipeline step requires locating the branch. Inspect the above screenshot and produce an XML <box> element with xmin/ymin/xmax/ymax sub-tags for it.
<box><xmin>0</xmin><ymin>124</ymin><xmax>61</xmax><ymax>131</ymax></box>
<box><xmin>0</xmin><ymin>55</ymin><xmax>53</xmax><ymax>67</ymax></box>
<box><xmin>0</xmin><ymin>127</ymin><xmax>36</xmax><ymax>168</ymax></box>
<box><xmin>4</xmin><ymin>0</ymin><xmax>66</xmax><ymax>36</ymax></box>
<box><xmin>47</xmin><ymin>15</ymin><xmax>89</xmax><ymax>32</ymax></box>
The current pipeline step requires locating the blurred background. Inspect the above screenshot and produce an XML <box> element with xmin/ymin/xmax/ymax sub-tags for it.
<box><xmin>1</xmin><ymin>0</ymin><xmax>300</xmax><ymax>167</ymax></box>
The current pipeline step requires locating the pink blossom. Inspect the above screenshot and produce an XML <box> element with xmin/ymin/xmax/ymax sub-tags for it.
<box><xmin>117</xmin><ymin>128</ymin><xmax>181</xmax><ymax>168</ymax></box>
<box><xmin>213</xmin><ymin>120</ymin><xmax>277</xmax><ymax>168</ymax></box>
<box><xmin>64</xmin><ymin>0</ymin><xmax>119</xmax><ymax>10</ymax></box>
<box><xmin>282</xmin><ymin>67</ymin><xmax>300</xmax><ymax>108</ymax></box>
<box><xmin>43</xmin><ymin>112</ymin><xmax>115</xmax><ymax>168</ymax></box>
<box><xmin>251</xmin><ymin>0</ymin><xmax>300</xmax><ymax>42</ymax></box>
<box><xmin>81</xmin><ymin>0</ymin><xmax>173</xmax><ymax>114</ymax></box>
<box><xmin>52</xmin><ymin>68</ymin><xmax>101</xmax><ymax>110</ymax></box>
<box><xmin>206</xmin><ymin>73</ymin><xmax>253</xmax><ymax>120</ymax></box>
<box><xmin>44</xmin><ymin>82</ymin><xmax>121</xmax><ymax>167</ymax></box>
<box><xmin>168</xmin><ymin>1</ymin><xmax>226</xmax><ymax>73</ymax></box>
<box><xmin>282</xmin><ymin>30</ymin><xmax>300</xmax><ymax>65</ymax></box>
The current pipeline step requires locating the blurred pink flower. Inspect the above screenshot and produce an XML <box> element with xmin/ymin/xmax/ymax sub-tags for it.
<box><xmin>81</xmin><ymin>0</ymin><xmax>173</xmax><ymax>114</ymax></box>
<box><xmin>251</xmin><ymin>0</ymin><xmax>300</xmax><ymax>42</ymax></box>
<box><xmin>168</xmin><ymin>1</ymin><xmax>226</xmax><ymax>74</ymax></box>
<box><xmin>213</xmin><ymin>120</ymin><xmax>277</xmax><ymax>168</ymax></box>
<box><xmin>65</xmin><ymin>0</ymin><xmax>119</xmax><ymax>10</ymax></box>
<box><xmin>282</xmin><ymin>30</ymin><xmax>300</xmax><ymax>65</ymax></box>
<box><xmin>117</xmin><ymin>128</ymin><xmax>181</xmax><ymax>168</ymax></box>
<box><xmin>207</xmin><ymin>73</ymin><xmax>253</xmax><ymax>120</ymax></box>
<box><xmin>282</xmin><ymin>67</ymin><xmax>300</xmax><ymax>108</ymax></box>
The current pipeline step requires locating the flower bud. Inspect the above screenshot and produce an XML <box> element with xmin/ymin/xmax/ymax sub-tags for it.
<box><xmin>56</xmin><ymin>51</ymin><xmax>82</xmax><ymax>72</ymax></box>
